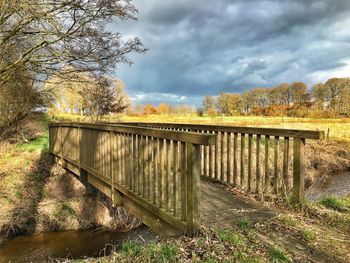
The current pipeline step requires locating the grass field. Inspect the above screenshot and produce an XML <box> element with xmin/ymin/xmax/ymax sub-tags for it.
<box><xmin>54</xmin><ymin>113</ymin><xmax>350</xmax><ymax>141</ymax></box>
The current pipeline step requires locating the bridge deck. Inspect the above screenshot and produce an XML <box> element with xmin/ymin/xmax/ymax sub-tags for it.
<box><xmin>200</xmin><ymin>180</ymin><xmax>277</xmax><ymax>228</ymax></box>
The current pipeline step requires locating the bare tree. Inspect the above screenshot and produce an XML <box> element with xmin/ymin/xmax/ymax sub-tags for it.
<box><xmin>0</xmin><ymin>0</ymin><xmax>147</xmax><ymax>84</ymax></box>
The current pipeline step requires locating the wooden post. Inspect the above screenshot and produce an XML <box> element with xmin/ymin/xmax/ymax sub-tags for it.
<box><xmin>256</xmin><ymin>135</ymin><xmax>261</xmax><ymax>193</ymax></box>
<box><xmin>248</xmin><ymin>134</ymin><xmax>253</xmax><ymax>191</ymax></box>
<box><xmin>264</xmin><ymin>135</ymin><xmax>270</xmax><ymax>193</ymax></box>
<box><xmin>240</xmin><ymin>133</ymin><xmax>245</xmax><ymax>187</ymax></box>
<box><xmin>233</xmin><ymin>133</ymin><xmax>238</xmax><ymax>186</ymax></box>
<box><xmin>282</xmin><ymin>137</ymin><xmax>290</xmax><ymax>193</ymax></box>
<box><xmin>186</xmin><ymin>143</ymin><xmax>200</xmax><ymax>237</ymax></box>
<box><xmin>215</xmin><ymin>132</ymin><xmax>220</xmax><ymax>180</ymax></box>
<box><xmin>293</xmin><ymin>137</ymin><xmax>305</xmax><ymax>204</ymax></box>
<box><xmin>181</xmin><ymin>142</ymin><xmax>187</xmax><ymax>222</ymax></box>
<box><xmin>274</xmin><ymin>136</ymin><xmax>279</xmax><ymax>194</ymax></box>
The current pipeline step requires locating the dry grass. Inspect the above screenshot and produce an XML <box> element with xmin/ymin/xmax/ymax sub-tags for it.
<box><xmin>54</xmin><ymin>113</ymin><xmax>350</xmax><ymax>141</ymax></box>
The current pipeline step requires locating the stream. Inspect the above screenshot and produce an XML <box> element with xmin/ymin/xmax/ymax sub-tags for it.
<box><xmin>306</xmin><ymin>171</ymin><xmax>350</xmax><ymax>201</ymax></box>
<box><xmin>0</xmin><ymin>225</ymin><xmax>156</xmax><ymax>262</ymax></box>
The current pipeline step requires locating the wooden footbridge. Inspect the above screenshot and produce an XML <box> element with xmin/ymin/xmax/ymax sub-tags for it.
<box><xmin>49</xmin><ymin>122</ymin><xmax>324</xmax><ymax>237</ymax></box>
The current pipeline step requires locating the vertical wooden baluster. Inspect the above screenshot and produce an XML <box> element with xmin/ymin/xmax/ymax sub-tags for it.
<box><xmin>248</xmin><ymin>134</ymin><xmax>253</xmax><ymax>191</ymax></box>
<box><xmin>200</xmin><ymin>130</ymin><xmax>204</xmax><ymax>176</ymax></box>
<box><xmin>227</xmin><ymin>132</ymin><xmax>232</xmax><ymax>184</ymax></box>
<box><xmin>173</xmin><ymin>141</ymin><xmax>178</xmax><ymax>216</ymax></box>
<box><xmin>148</xmin><ymin>136</ymin><xmax>152</xmax><ymax>200</ymax></box>
<box><xmin>110</xmin><ymin>132</ymin><xmax>115</xmax><ymax>204</ymax></box>
<box><xmin>166</xmin><ymin>140</ymin><xmax>173</xmax><ymax>212</ymax></box>
<box><xmin>153</xmin><ymin>137</ymin><xmax>158</xmax><ymax>205</ymax></box>
<box><xmin>293</xmin><ymin>138</ymin><xmax>305</xmax><ymax>203</ymax></box>
<box><xmin>264</xmin><ymin>135</ymin><xmax>270</xmax><ymax>193</ymax></box>
<box><xmin>181</xmin><ymin>142</ymin><xmax>187</xmax><ymax>221</ymax></box>
<box><xmin>143</xmin><ymin>136</ymin><xmax>147</xmax><ymax>198</ymax></box>
<box><xmin>274</xmin><ymin>136</ymin><xmax>279</xmax><ymax>194</ymax></box>
<box><xmin>132</xmin><ymin>134</ymin><xmax>137</xmax><ymax>193</ymax></box>
<box><xmin>240</xmin><ymin>133</ymin><xmax>245</xmax><ymax>187</ymax></box>
<box><xmin>138</xmin><ymin>135</ymin><xmax>143</xmax><ymax>196</ymax></box>
<box><xmin>221</xmin><ymin>132</ymin><xmax>226</xmax><ymax>182</ymax></box>
<box><xmin>233</xmin><ymin>133</ymin><xmax>238</xmax><ymax>186</ymax></box>
<box><xmin>159</xmin><ymin>139</ymin><xmax>164</xmax><ymax>208</ymax></box>
<box><xmin>209</xmin><ymin>131</ymin><xmax>214</xmax><ymax>178</ymax></box>
<box><xmin>283</xmin><ymin>137</ymin><xmax>290</xmax><ymax>193</ymax></box>
<box><xmin>127</xmin><ymin>134</ymin><xmax>132</xmax><ymax>188</ymax></box>
<box><xmin>256</xmin><ymin>135</ymin><xmax>261</xmax><ymax>193</ymax></box>
<box><xmin>215</xmin><ymin>132</ymin><xmax>220</xmax><ymax>180</ymax></box>
<box><xmin>204</xmin><ymin>131</ymin><xmax>209</xmax><ymax>177</ymax></box>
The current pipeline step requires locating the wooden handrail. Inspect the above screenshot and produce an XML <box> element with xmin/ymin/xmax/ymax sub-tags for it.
<box><xmin>49</xmin><ymin>122</ymin><xmax>215</xmax><ymax>146</ymax></box>
<box><xmin>115</xmin><ymin>122</ymin><xmax>325</xmax><ymax>140</ymax></box>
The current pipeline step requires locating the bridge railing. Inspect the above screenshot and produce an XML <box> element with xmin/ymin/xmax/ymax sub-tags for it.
<box><xmin>116</xmin><ymin>122</ymin><xmax>324</xmax><ymax>203</ymax></box>
<box><xmin>49</xmin><ymin>123</ymin><xmax>215</xmax><ymax>236</ymax></box>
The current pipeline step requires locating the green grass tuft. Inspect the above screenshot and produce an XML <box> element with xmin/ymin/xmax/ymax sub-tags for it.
<box><xmin>16</xmin><ymin>135</ymin><xmax>49</xmax><ymax>152</ymax></box>
<box><xmin>237</xmin><ymin>217</ymin><xmax>253</xmax><ymax>230</ymax></box>
<box><xmin>145</xmin><ymin>243</ymin><xmax>178</xmax><ymax>263</ymax></box>
<box><xmin>217</xmin><ymin>229</ymin><xmax>243</xmax><ymax>246</ymax></box>
<box><xmin>121</xmin><ymin>240</ymin><xmax>141</xmax><ymax>255</ymax></box>
<box><xmin>302</xmin><ymin>229</ymin><xmax>316</xmax><ymax>241</ymax></box>
<box><xmin>319</xmin><ymin>196</ymin><xmax>350</xmax><ymax>211</ymax></box>
<box><xmin>268</xmin><ymin>246</ymin><xmax>291</xmax><ymax>263</ymax></box>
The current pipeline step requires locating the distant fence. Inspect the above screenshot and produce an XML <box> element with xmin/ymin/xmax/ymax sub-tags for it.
<box><xmin>49</xmin><ymin>123</ymin><xmax>215</xmax><ymax>236</ymax></box>
<box><xmin>117</xmin><ymin>122</ymin><xmax>324</xmax><ymax>203</ymax></box>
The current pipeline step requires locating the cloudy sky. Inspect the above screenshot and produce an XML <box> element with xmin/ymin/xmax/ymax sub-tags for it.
<box><xmin>114</xmin><ymin>0</ymin><xmax>350</xmax><ymax>106</ymax></box>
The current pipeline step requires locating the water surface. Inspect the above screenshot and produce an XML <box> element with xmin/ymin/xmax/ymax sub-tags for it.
<box><xmin>0</xmin><ymin>225</ymin><xmax>155</xmax><ymax>262</ymax></box>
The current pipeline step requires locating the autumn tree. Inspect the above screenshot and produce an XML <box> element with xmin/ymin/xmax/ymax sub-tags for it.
<box><xmin>312</xmin><ymin>83</ymin><xmax>328</xmax><ymax>110</ymax></box>
<box><xmin>158</xmin><ymin>103</ymin><xmax>171</xmax><ymax>115</ymax></box>
<box><xmin>290</xmin><ymin>82</ymin><xmax>307</xmax><ymax>105</ymax></box>
<box><xmin>143</xmin><ymin>104</ymin><xmax>159</xmax><ymax>115</ymax></box>
<box><xmin>202</xmin><ymin>95</ymin><xmax>216</xmax><ymax>114</ymax></box>
<box><xmin>216</xmin><ymin>93</ymin><xmax>241</xmax><ymax>115</ymax></box>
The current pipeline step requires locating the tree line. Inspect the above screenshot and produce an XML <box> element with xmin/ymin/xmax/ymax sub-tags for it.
<box><xmin>202</xmin><ymin>78</ymin><xmax>350</xmax><ymax>117</ymax></box>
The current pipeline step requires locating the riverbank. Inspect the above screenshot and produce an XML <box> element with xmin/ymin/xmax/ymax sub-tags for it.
<box><xmin>0</xmin><ymin>114</ymin><xmax>141</xmax><ymax>244</ymax></box>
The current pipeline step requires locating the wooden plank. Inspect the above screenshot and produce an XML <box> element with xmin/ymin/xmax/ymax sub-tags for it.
<box><xmin>248</xmin><ymin>134</ymin><xmax>253</xmax><ymax>191</ymax></box>
<box><xmin>274</xmin><ymin>136</ymin><xmax>279</xmax><ymax>194</ymax></box>
<box><xmin>173</xmin><ymin>141</ymin><xmax>179</xmax><ymax>216</ymax></box>
<box><xmin>159</xmin><ymin>139</ymin><xmax>165</xmax><ymax>208</ymax></box>
<box><xmin>152</xmin><ymin>137</ymin><xmax>157</xmax><ymax>205</ymax></box>
<box><xmin>111</xmin><ymin>122</ymin><xmax>325</xmax><ymax>139</ymax></box>
<box><xmin>221</xmin><ymin>132</ymin><xmax>226</xmax><ymax>182</ymax></box>
<box><xmin>50</xmin><ymin>123</ymin><xmax>216</xmax><ymax>145</ymax></box>
<box><xmin>181</xmin><ymin>142</ymin><xmax>187</xmax><ymax>221</ymax></box>
<box><xmin>209</xmin><ymin>131</ymin><xmax>214</xmax><ymax>178</ymax></box>
<box><xmin>132</xmin><ymin>134</ymin><xmax>137</xmax><ymax>192</ymax></box>
<box><xmin>215</xmin><ymin>132</ymin><xmax>220</xmax><ymax>180</ymax></box>
<box><xmin>233</xmin><ymin>133</ymin><xmax>238</xmax><ymax>186</ymax></box>
<box><xmin>166</xmin><ymin>140</ymin><xmax>173</xmax><ymax>211</ymax></box>
<box><xmin>240</xmin><ymin>133</ymin><xmax>245</xmax><ymax>187</ymax></box>
<box><xmin>264</xmin><ymin>135</ymin><xmax>270</xmax><ymax>193</ymax></box>
<box><xmin>186</xmin><ymin>143</ymin><xmax>201</xmax><ymax>236</ymax></box>
<box><xmin>227</xmin><ymin>132</ymin><xmax>232</xmax><ymax>184</ymax></box>
<box><xmin>283</xmin><ymin>137</ymin><xmax>290</xmax><ymax>192</ymax></box>
<box><xmin>293</xmin><ymin>137</ymin><xmax>305</xmax><ymax>203</ymax></box>
<box><xmin>256</xmin><ymin>135</ymin><xmax>261</xmax><ymax>193</ymax></box>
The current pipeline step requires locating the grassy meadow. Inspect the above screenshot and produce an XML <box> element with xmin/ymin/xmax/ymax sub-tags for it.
<box><xmin>54</xmin><ymin>113</ymin><xmax>350</xmax><ymax>141</ymax></box>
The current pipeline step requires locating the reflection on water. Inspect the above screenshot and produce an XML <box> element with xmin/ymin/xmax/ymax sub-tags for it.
<box><xmin>0</xmin><ymin>225</ymin><xmax>156</xmax><ymax>263</ymax></box>
<box><xmin>306</xmin><ymin>172</ymin><xmax>350</xmax><ymax>201</ymax></box>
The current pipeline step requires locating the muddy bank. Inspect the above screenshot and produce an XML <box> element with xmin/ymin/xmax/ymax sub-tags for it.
<box><xmin>306</xmin><ymin>140</ymin><xmax>350</xmax><ymax>187</ymax></box>
<box><xmin>0</xmin><ymin>153</ymin><xmax>141</xmax><ymax>243</ymax></box>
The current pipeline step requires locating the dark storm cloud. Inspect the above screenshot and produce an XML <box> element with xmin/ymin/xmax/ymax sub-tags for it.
<box><xmin>115</xmin><ymin>0</ymin><xmax>350</xmax><ymax>106</ymax></box>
